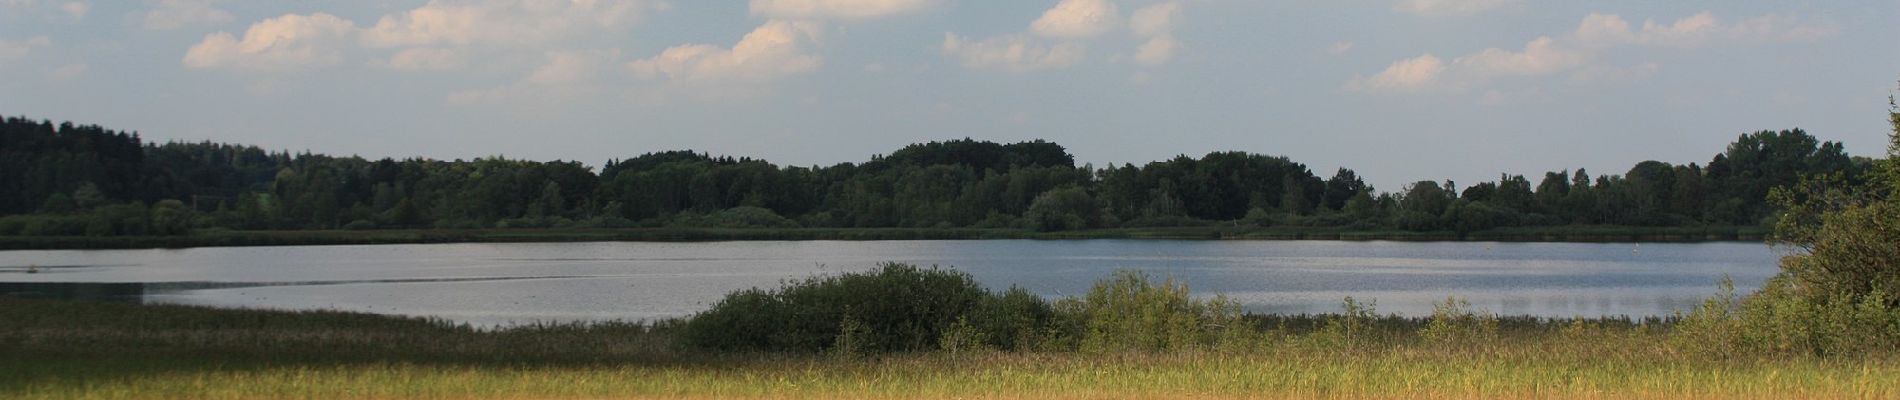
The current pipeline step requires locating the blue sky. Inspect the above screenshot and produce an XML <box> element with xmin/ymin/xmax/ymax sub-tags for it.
<box><xmin>2</xmin><ymin>0</ymin><xmax>1896</xmax><ymax>191</ymax></box>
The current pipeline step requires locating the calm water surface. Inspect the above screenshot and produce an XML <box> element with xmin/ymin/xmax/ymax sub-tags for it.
<box><xmin>0</xmin><ymin>240</ymin><xmax>1781</xmax><ymax>327</ymax></box>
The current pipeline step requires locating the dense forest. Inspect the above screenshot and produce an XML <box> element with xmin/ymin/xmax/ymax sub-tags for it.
<box><xmin>0</xmin><ymin>115</ymin><xmax>1874</xmax><ymax>236</ymax></box>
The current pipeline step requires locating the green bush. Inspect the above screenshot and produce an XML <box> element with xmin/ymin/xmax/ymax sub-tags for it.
<box><xmin>1672</xmin><ymin>89</ymin><xmax>1900</xmax><ymax>358</ymax></box>
<box><xmin>682</xmin><ymin>263</ymin><xmax>1041</xmax><ymax>353</ymax></box>
<box><xmin>1056</xmin><ymin>270</ymin><xmax>1243</xmax><ymax>353</ymax></box>
<box><xmin>970</xmin><ymin>287</ymin><xmax>1059</xmax><ymax>351</ymax></box>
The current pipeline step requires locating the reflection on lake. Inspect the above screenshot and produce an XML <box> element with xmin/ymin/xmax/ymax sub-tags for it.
<box><xmin>0</xmin><ymin>240</ymin><xmax>1782</xmax><ymax>327</ymax></box>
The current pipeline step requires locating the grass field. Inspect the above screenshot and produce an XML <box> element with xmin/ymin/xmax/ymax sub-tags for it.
<box><xmin>0</xmin><ymin>224</ymin><xmax>1769</xmax><ymax>250</ymax></box>
<box><xmin>1</xmin><ymin>297</ymin><xmax>1887</xmax><ymax>399</ymax></box>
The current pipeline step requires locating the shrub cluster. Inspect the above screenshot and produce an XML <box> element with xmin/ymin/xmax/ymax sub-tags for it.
<box><xmin>1054</xmin><ymin>270</ymin><xmax>1244</xmax><ymax>353</ymax></box>
<box><xmin>1670</xmin><ymin>83</ymin><xmax>1900</xmax><ymax>358</ymax></box>
<box><xmin>681</xmin><ymin>264</ymin><xmax>1248</xmax><ymax>354</ymax></box>
<box><xmin>680</xmin><ymin>263</ymin><xmax>1053</xmax><ymax>353</ymax></box>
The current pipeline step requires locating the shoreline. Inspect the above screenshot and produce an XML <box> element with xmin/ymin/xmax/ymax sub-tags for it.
<box><xmin>0</xmin><ymin>225</ymin><xmax>1769</xmax><ymax>250</ymax></box>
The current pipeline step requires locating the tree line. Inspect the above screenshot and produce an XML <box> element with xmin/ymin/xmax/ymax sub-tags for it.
<box><xmin>0</xmin><ymin>115</ymin><xmax>1874</xmax><ymax>236</ymax></box>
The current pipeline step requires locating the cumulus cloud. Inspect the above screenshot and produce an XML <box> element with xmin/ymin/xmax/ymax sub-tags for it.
<box><xmin>1129</xmin><ymin>1</ymin><xmax>1180</xmax><ymax>66</ymax></box>
<box><xmin>1031</xmin><ymin>0</ymin><xmax>1120</xmax><ymax>39</ymax></box>
<box><xmin>1133</xmin><ymin>35</ymin><xmax>1176</xmax><ymax>66</ymax></box>
<box><xmin>361</xmin><ymin>0</ymin><xmax>648</xmax><ymax>48</ymax></box>
<box><xmin>941</xmin><ymin>33</ymin><xmax>1085</xmax><ymax>73</ymax></box>
<box><xmin>947</xmin><ymin>0</ymin><xmax>1186</xmax><ymax>71</ymax></box>
<box><xmin>1129</xmin><ymin>1</ymin><xmax>1179</xmax><ymax>38</ymax></box>
<box><xmin>0</xmin><ymin>36</ymin><xmax>51</xmax><ymax>64</ymax></box>
<box><xmin>1394</xmin><ymin>0</ymin><xmax>1520</xmax><ymax>18</ymax></box>
<box><xmin>1453</xmin><ymin>36</ymin><xmax>1587</xmax><ymax>77</ymax></box>
<box><xmin>142</xmin><ymin>0</ymin><xmax>232</xmax><ymax>30</ymax></box>
<box><xmin>749</xmin><ymin>0</ymin><xmax>933</xmax><ymax>20</ymax></box>
<box><xmin>1352</xmin><ymin>11</ymin><xmax>1836</xmax><ymax>93</ymax></box>
<box><xmin>1573</xmin><ymin>12</ymin><xmax>1837</xmax><ymax>48</ymax></box>
<box><xmin>629</xmin><ymin>20</ymin><xmax>824</xmax><ymax>82</ymax></box>
<box><xmin>1347</xmin><ymin>54</ymin><xmax>1443</xmax><ymax>92</ymax></box>
<box><xmin>448</xmin><ymin>49</ymin><xmax>622</xmax><ymax>106</ymax></box>
<box><xmin>182</xmin><ymin>13</ymin><xmax>356</xmax><ymax>71</ymax></box>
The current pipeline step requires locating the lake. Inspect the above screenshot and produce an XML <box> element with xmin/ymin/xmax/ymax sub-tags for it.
<box><xmin>0</xmin><ymin>240</ymin><xmax>1782</xmax><ymax>327</ymax></box>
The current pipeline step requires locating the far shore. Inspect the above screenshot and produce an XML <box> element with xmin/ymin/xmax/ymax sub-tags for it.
<box><xmin>0</xmin><ymin>225</ymin><xmax>1768</xmax><ymax>250</ymax></box>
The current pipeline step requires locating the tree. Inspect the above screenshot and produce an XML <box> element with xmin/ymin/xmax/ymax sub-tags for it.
<box><xmin>1024</xmin><ymin>186</ymin><xmax>1102</xmax><ymax>231</ymax></box>
<box><xmin>1534</xmin><ymin>170</ymin><xmax>1570</xmax><ymax>214</ymax></box>
<box><xmin>150</xmin><ymin>199</ymin><xmax>194</xmax><ymax>236</ymax></box>
<box><xmin>1322</xmin><ymin>168</ymin><xmax>1368</xmax><ymax>211</ymax></box>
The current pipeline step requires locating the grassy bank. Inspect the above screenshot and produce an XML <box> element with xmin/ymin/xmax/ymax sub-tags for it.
<box><xmin>0</xmin><ymin>224</ymin><xmax>1768</xmax><ymax>250</ymax></box>
<box><xmin>2</xmin><ymin>296</ymin><xmax>1889</xmax><ymax>399</ymax></box>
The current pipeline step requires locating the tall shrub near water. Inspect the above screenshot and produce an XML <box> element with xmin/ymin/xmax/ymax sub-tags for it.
<box><xmin>1675</xmin><ymin>81</ymin><xmax>1900</xmax><ymax>357</ymax></box>
<box><xmin>681</xmin><ymin>262</ymin><xmax>1057</xmax><ymax>353</ymax></box>
<box><xmin>1055</xmin><ymin>270</ymin><xmax>1245</xmax><ymax>352</ymax></box>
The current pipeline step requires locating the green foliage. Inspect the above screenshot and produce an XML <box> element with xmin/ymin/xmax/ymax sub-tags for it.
<box><xmin>0</xmin><ymin>114</ymin><xmax>1872</xmax><ymax>235</ymax></box>
<box><xmin>1023</xmin><ymin>186</ymin><xmax>1101</xmax><ymax>231</ymax></box>
<box><xmin>969</xmin><ymin>287</ymin><xmax>1059</xmax><ymax>351</ymax></box>
<box><xmin>149</xmin><ymin>199</ymin><xmax>193</xmax><ymax>236</ymax></box>
<box><xmin>1674</xmin><ymin>83</ymin><xmax>1900</xmax><ymax>359</ymax></box>
<box><xmin>1306</xmin><ymin>296</ymin><xmax>1381</xmax><ymax>352</ymax></box>
<box><xmin>681</xmin><ymin>263</ymin><xmax>1037</xmax><ymax>353</ymax></box>
<box><xmin>670</xmin><ymin>206</ymin><xmax>800</xmax><ymax>229</ymax></box>
<box><xmin>1055</xmin><ymin>270</ymin><xmax>1243</xmax><ymax>353</ymax></box>
<box><xmin>1418</xmin><ymin>296</ymin><xmax>1499</xmax><ymax>348</ymax></box>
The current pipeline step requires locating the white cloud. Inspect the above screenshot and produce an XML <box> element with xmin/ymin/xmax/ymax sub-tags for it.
<box><xmin>0</xmin><ymin>36</ymin><xmax>51</xmax><ymax>64</ymax></box>
<box><xmin>1128</xmin><ymin>1</ymin><xmax>1181</xmax><ymax>66</ymax></box>
<box><xmin>1452</xmin><ymin>36</ymin><xmax>1587</xmax><ymax>77</ymax></box>
<box><xmin>1031</xmin><ymin>0</ymin><xmax>1120</xmax><ymax>39</ymax></box>
<box><xmin>142</xmin><ymin>0</ymin><xmax>233</xmax><ymax>30</ymax></box>
<box><xmin>526</xmin><ymin>50</ymin><xmax>612</xmax><ymax>85</ymax></box>
<box><xmin>1133</xmin><ymin>35</ymin><xmax>1175</xmax><ymax>66</ymax></box>
<box><xmin>943</xmin><ymin>0</ymin><xmax>1185</xmax><ymax>70</ymax></box>
<box><xmin>749</xmin><ymin>0</ymin><xmax>932</xmax><ymax>20</ymax></box>
<box><xmin>1347</xmin><ymin>54</ymin><xmax>1443</xmax><ymax>92</ymax></box>
<box><xmin>941</xmin><ymin>33</ymin><xmax>1084</xmax><ymax>73</ymax></box>
<box><xmin>1574</xmin><ymin>12</ymin><xmax>1837</xmax><ymax>48</ymax></box>
<box><xmin>182</xmin><ymin>13</ymin><xmax>357</xmax><ymax>71</ymax></box>
<box><xmin>1129</xmin><ymin>1</ymin><xmax>1180</xmax><ymax>38</ymax></box>
<box><xmin>448</xmin><ymin>49</ymin><xmax>621</xmax><ymax>106</ymax></box>
<box><xmin>629</xmin><ymin>20</ymin><xmax>824</xmax><ymax>82</ymax></box>
<box><xmin>1353</xmin><ymin>11</ymin><xmax>1836</xmax><ymax>93</ymax></box>
<box><xmin>361</xmin><ymin>0</ymin><xmax>649</xmax><ymax>48</ymax></box>
<box><xmin>383</xmin><ymin>47</ymin><xmax>464</xmax><ymax>71</ymax></box>
<box><xmin>1394</xmin><ymin>0</ymin><xmax>1520</xmax><ymax>18</ymax></box>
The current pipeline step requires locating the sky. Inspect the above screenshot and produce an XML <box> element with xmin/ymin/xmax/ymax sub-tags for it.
<box><xmin>2</xmin><ymin>0</ymin><xmax>1897</xmax><ymax>191</ymax></box>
